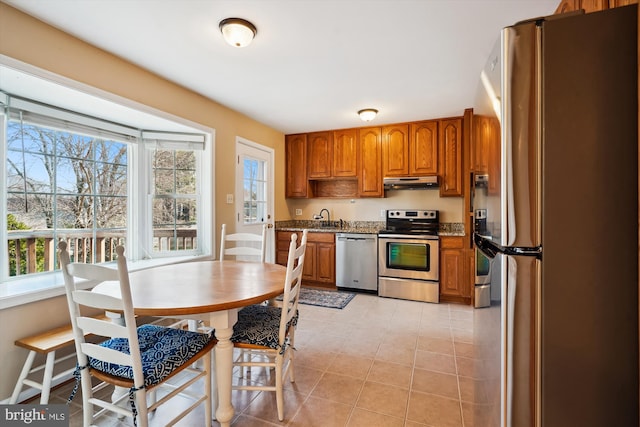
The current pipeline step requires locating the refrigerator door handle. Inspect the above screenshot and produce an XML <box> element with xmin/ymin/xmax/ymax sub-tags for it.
<box><xmin>504</xmin><ymin>246</ymin><xmax>542</xmax><ymax>259</ymax></box>
<box><xmin>474</xmin><ymin>233</ymin><xmax>542</xmax><ymax>259</ymax></box>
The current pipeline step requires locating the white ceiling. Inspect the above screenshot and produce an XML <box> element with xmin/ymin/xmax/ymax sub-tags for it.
<box><xmin>3</xmin><ymin>0</ymin><xmax>558</xmax><ymax>135</ymax></box>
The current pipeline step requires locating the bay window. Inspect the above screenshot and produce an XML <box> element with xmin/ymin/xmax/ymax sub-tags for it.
<box><xmin>1</xmin><ymin>93</ymin><xmax>213</xmax><ymax>304</ymax></box>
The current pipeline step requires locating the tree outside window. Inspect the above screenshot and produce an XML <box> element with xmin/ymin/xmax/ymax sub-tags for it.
<box><xmin>152</xmin><ymin>149</ymin><xmax>198</xmax><ymax>252</ymax></box>
<box><xmin>6</xmin><ymin>120</ymin><xmax>127</xmax><ymax>274</ymax></box>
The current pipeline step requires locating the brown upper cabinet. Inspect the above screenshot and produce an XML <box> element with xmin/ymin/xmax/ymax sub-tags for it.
<box><xmin>410</xmin><ymin>120</ymin><xmax>439</xmax><ymax>176</ymax></box>
<box><xmin>473</xmin><ymin>115</ymin><xmax>501</xmax><ymax>195</ymax></box>
<box><xmin>307</xmin><ymin>129</ymin><xmax>358</xmax><ymax>180</ymax></box>
<box><xmin>382</xmin><ymin>121</ymin><xmax>439</xmax><ymax>178</ymax></box>
<box><xmin>439</xmin><ymin>118</ymin><xmax>463</xmax><ymax>197</ymax></box>
<box><xmin>555</xmin><ymin>0</ymin><xmax>636</xmax><ymax>13</ymax></box>
<box><xmin>307</xmin><ymin>131</ymin><xmax>333</xmax><ymax>179</ymax></box>
<box><xmin>608</xmin><ymin>0</ymin><xmax>638</xmax><ymax>6</ymax></box>
<box><xmin>358</xmin><ymin>127</ymin><xmax>384</xmax><ymax>197</ymax></box>
<box><xmin>285</xmin><ymin>133</ymin><xmax>308</xmax><ymax>198</ymax></box>
<box><xmin>382</xmin><ymin>124</ymin><xmax>410</xmax><ymax>177</ymax></box>
<box><xmin>285</xmin><ymin>114</ymin><xmax>466</xmax><ymax>199</ymax></box>
<box><xmin>332</xmin><ymin>128</ymin><xmax>358</xmax><ymax>178</ymax></box>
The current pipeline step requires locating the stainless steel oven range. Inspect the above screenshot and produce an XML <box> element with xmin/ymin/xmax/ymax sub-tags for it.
<box><xmin>378</xmin><ymin>210</ymin><xmax>440</xmax><ymax>303</ymax></box>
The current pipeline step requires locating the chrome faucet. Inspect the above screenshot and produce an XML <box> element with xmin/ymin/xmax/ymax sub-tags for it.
<box><xmin>313</xmin><ymin>208</ymin><xmax>331</xmax><ymax>227</ymax></box>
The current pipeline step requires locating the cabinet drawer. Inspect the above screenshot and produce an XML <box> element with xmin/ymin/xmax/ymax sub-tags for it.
<box><xmin>276</xmin><ymin>231</ymin><xmax>297</xmax><ymax>249</ymax></box>
<box><xmin>307</xmin><ymin>232</ymin><xmax>335</xmax><ymax>243</ymax></box>
<box><xmin>440</xmin><ymin>236</ymin><xmax>464</xmax><ymax>249</ymax></box>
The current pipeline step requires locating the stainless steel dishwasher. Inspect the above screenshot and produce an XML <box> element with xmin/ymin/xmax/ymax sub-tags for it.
<box><xmin>335</xmin><ymin>233</ymin><xmax>378</xmax><ymax>293</ymax></box>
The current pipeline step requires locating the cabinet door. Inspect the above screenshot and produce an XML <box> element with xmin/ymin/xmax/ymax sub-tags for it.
<box><xmin>307</xmin><ymin>131</ymin><xmax>333</xmax><ymax>179</ymax></box>
<box><xmin>440</xmin><ymin>248</ymin><xmax>465</xmax><ymax>298</ymax></box>
<box><xmin>609</xmin><ymin>0</ymin><xmax>638</xmax><ymax>6</ymax></box>
<box><xmin>302</xmin><ymin>241</ymin><xmax>317</xmax><ymax>282</ymax></box>
<box><xmin>382</xmin><ymin>124</ymin><xmax>409</xmax><ymax>177</ymax></box>
<box><xmin>439</xmin><ymin>118</ymin><xmax>463</xmax><ymax>197</ymax></box>
<box><xmin>439</xmin><ymin>237</ymin><xmax>471</xmax><ymax>303</ymax></box>
<box><xmin>285</xmin><ymin>134</ymin><xmax>308</xmax><ymax>198</ymax></box>
<box><xmin>486</xmin><ymin>117</ymin><xmax>501</xmax><ymax>195</ymax></box>
<box><xmin>580</xmin><ymin>0</ymin><xmax>609</xmax><ymax>11</ymax></box>
<box><xmin>473</xmin><ymin>115</ymin><xmax>491</xmax><ymax>173</ymax></box>
<box><xmin>358</xmin><ymin>127</ymin><xmax>383</xmax><ymax>197</ymax></box>
<box><xmin>333</xmin><ymin>128</ymin><xmax>358</xmax><ymax>177</ymax></box>
<box><xmin>555</xmin><ymin>0</ymin><xmax>580</xmax><ymax>13</ymax></box>
<box><xmin>316</xmin><ymin>242</ymin><xmax>336</xmax><ymax>284</ymax></box>
<box><xmin>275</xmin><ymin>231</ymin><xmax>296</xmax><ymax>265</ymax></box>
<box><xmin>410</xmin><ymin>120</ymin><xmax>438</xmax><ymax>175</ymax></box>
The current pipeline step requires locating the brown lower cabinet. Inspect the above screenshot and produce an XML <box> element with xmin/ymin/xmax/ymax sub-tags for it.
<box><xmin>439</xmin><ymin>236</ymin><xmax>472</xmax><ymax>305</ymax></box>
<box><xmin>276</xmin><ymin>231</ymin><xmax>336</xmax><ymax>289</ymax></box>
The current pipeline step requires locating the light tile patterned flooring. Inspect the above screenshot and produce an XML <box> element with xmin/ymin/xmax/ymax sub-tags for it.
<box><xmin>45</xmin><ymin>293</ymin><xmax>501</xmax><ymax>426</ymax></box>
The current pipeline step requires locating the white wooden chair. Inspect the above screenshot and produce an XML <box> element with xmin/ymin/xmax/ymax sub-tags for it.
<box><xmin>230</xmin><ymin>229</ymin><xmax>308</xmax><ymax>421</ymax></box>
<box><xmin>219</xmin><ymin>223</ymin><xmax>268</xmax><ymax>376</ymax></box>
<box><xmin>58</xmin><ymin>242</ymin><xmax>216</xmax><ymax>427</ymax></box>
<box><xmin>219</xmin><ymin>223</ymin><xmax>267</xmax><ymax>262</ymax></box>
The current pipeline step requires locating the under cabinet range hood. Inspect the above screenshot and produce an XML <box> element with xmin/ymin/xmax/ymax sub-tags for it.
<box><xmin>383</xmin><ymin>176</ymin><xmax>439</xmax><ymax>190</ymax></box>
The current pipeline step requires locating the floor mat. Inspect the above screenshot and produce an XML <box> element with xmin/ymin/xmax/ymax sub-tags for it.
<box><xmin>277</xmin><ymin>287</ymin><xmax>356</xmax><ymax>309</ymax></box>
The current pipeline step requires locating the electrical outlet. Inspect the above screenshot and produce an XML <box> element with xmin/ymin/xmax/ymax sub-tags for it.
<box><xmin>226</xmin><ymin>194</ymin><xmax>233</xmax><ymax>204</ymax></box>
<box><xmin>295</xmin><ymin>209</ymin><xmax>302</xmax><ymax>216</ymax></box>
<box><xmin>380</xmin><ymin>209</ymin><xmax>386</xmax><ymax>218</ymax></box>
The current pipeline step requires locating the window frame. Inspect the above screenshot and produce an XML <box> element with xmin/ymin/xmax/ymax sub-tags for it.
<box><xmin>0</xmin><ymin>84</ymin><xmax>214</xmax><ymax>309</ymax></box>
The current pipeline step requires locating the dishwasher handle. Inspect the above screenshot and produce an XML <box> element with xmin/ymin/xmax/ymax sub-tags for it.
<box><xmin>336</xmin><ymin>234</ymin><xmax>376</xmax><ymax>242</ymax></box>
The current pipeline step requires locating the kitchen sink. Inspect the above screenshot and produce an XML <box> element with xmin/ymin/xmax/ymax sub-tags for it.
<box><xmin>316</xmin><ymin>220</ymin><xmax>343</xmax><ymax>229</ymax></box>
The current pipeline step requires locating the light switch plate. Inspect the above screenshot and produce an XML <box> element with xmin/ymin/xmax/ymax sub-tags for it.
<box><xmin>295</xmin><ymin>209</ymin><xmax>302</xmax><ymax>216</ymax></box>
<box><xmin>226</xmin><ymin>194</ymin><xmax>233</xmax><ymax>204</ymax></box>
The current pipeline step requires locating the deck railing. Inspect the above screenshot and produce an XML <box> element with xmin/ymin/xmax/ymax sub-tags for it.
<box><xmin>7</xmin><ymin>229</ymin><xmax>197</xmax><ymax>276</ymax></box>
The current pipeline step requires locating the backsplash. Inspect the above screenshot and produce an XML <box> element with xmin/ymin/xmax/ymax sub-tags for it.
<box><xmin>275</xmin><ymin>220</ymin><xmax>465</xmax><ymax>236</ymax></box>
<box><xmin>275</xmin><ymin>220</ymin><xmax>385</xmax><ymax>233</ymax></box>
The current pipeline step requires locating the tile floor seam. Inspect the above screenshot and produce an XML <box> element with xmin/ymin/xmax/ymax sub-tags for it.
<box><xmin>403</xmin><ymin>335</ymin><xmax>419</xmax><ymax>426</ymax></box>
<box><xmin>451</xmin><ymin>316</ymin><xmax>468</xmax><ymax>427</ymax></box>
<box><xmin>344</xmin><ymin>359</ymin><xmax>374</xmax><ymax>426</ymax></box>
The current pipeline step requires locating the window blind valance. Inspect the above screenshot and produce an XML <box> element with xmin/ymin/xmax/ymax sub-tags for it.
<box><xmin>142</xmin><ymin>131</ymin><xmax>205</xmax><ymax>151</ymax></box>
<box><xmin>2</xmin><ymin>93</ymin><xmax>206</xmax><ymax>149</ymax></box>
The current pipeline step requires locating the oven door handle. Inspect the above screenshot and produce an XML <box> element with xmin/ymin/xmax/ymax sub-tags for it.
<box><xmin>474</xmin><ymin>233</ymin><xmax>502</xmax><ymax>259</ymax></box>
<box><xmin>378</xmin><ymin>234</ymin><xmax>439</xmax><ymax>240</ymax></box>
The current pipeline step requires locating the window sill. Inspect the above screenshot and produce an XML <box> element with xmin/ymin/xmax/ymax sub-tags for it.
<box><xmin>0</xmin><ymin>254</ymin><xmax>213</xmax><ymax>310</ymax></box>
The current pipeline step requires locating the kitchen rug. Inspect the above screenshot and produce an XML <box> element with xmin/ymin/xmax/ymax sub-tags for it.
<box><xmin>277</xmin><ymin>288</ymin><xmax>356</xmax><ymax>309</ymax></box>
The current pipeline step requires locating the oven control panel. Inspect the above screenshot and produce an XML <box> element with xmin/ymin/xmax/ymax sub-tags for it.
<box><xmin>387</xmin><ymin>210</ymin><xmax>438</xmax><ymax>219</ymax></box>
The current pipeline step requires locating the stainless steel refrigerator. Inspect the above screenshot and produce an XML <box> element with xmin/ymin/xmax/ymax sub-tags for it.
<box><xmin>473</xmin><ymin>5</ymin><xmax>638</xmax><ymax>427</ymax></box>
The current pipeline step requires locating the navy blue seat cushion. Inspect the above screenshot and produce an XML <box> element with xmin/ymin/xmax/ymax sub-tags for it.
<box><xmin>230</xmin><ymin>304</ymin><xmax>298</xmax><ymax>350</ymax></box>
<box><xmin>89</xmin><ymin>324</ymin><xmax>213</xmax><ymax>387</ymax></box>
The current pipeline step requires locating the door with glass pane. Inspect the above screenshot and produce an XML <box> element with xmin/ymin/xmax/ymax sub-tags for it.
<box><xmin>235</xmin><ymin>139</ymin><xmax>274</xmax><ymax>262</ymax></box>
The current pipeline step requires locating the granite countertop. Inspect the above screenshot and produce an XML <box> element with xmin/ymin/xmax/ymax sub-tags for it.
<box><xmin>275</xmin><ymin>220</ymin><xmax>466</xmax><ymax>236</ymax></box>
<box><xmin>275</xmin><ymin>220</ymin><xmax>384</xmax><ymax>234</ymax></box>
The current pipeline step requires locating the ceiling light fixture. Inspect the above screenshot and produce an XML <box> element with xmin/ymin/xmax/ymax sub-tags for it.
<box><xmin>219</xmin><ymin>18</ymin><xmax>257</xmax><ymax>48</ymax></box>
<box><xmin>358</xmin><ymin>108</ymin><xmax>378</xmax><ymax>122</ymax></box>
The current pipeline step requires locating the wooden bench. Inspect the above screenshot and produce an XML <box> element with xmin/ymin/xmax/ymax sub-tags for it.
<box><xmin>10</xmin><ymin>314</ymin><xmax>188</xmax><ymax>404</ymax></box>
<box><xmin>10</xmin><ymin>314</ymin><xmax>109</xmax><ymax>404</ymax></box>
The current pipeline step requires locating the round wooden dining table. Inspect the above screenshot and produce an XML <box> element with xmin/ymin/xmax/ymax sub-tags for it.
<box><xmin>92</xmin><ymin>260</ymin><xmax>287</xmax><ymax>427</ymax></box>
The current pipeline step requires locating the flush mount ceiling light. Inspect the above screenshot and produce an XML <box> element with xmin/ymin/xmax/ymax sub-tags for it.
<box><xmin>219</xmin><ymin>18</ymin><xmax>257</xmax><ymax>48</ymax></box>
<box><xmin>358</xmin><ymin>108</ymin><xmax>378</xmax><ymax>122</ymax></box>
